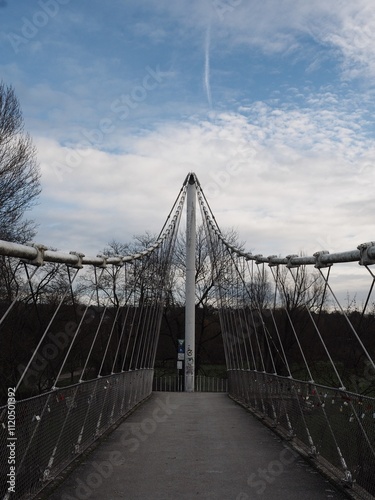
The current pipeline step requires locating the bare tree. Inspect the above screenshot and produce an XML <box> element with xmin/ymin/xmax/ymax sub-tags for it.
<box><xmin>0</xmin><ymin>81</ymin><xmax>41</xmax><ymax>243</ymax></box>
<box><xmin>276</xmin><ymin>264</ymin><xmax>326</xmax><ymax>313</ymax></box>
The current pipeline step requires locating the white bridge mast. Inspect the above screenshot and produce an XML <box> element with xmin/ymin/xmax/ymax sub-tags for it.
<box><xmin>185</xmin><ymin>173</ymin><xmax>196</xmax><ymax>392</ymax></box>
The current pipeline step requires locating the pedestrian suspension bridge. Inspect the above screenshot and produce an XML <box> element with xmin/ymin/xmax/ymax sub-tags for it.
<box><xmin>0</xmin><ymin>173</ymin><xmax>375</xmax><ymax>499</ymax></box>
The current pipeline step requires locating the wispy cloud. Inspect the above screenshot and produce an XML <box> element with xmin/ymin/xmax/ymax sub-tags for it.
<box><xmin>319</xmin><ymin>2</ymin><xmax>375</xmax><ymax>79</ymax></box>
<box><xmin>204</xmin><ymin>20</ymin><xmax>212</xmax><ymax>108</ymax></box>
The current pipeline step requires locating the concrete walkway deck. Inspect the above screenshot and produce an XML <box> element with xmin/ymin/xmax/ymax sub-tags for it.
<box><xmin>47</xmin><ymin>393</ymin><xmax>347</xmax><ymax>500</ymax></box>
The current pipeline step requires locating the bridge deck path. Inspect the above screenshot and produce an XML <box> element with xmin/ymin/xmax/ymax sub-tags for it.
<box><xmin>48</xmin><ymin>393</ymin><xmax>346</xmax><ymax>500</ymax></box>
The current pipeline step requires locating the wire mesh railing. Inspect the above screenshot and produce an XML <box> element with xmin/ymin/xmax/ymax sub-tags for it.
<box><xmin>0</xmin><ymin>369</ymin><xmax>153</xmax><ymax>500</ymax></box>
<box><xmin>228</xmin><ymin>370</ymin><xmax>375</xmax><ymax>499</ymax></box>
<box><xmin>153</xmin><ymin>375</ymin><xmax>228</xmax><ymax>392</ymax></box>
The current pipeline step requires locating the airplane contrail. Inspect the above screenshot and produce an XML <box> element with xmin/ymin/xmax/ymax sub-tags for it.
<box><xmin>204</xmin><ymin>22</ymin><xmax>212</xmax><ymax>108</ymax></box>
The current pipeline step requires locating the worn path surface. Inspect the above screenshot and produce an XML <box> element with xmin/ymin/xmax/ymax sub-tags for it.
<box><xmin>48</xmin><ymin>393</ymin><xmax>347</xmax><ymax>500</ymax></box>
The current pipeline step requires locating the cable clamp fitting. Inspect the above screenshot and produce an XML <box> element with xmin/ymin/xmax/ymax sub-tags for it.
<box><xmin>254</xmin><ymin>254</ymin><xmax>264</xmax><ymax>264</ymax></box>
<box><xmin>342</xmin><ymin>469</ymin><xmax>353</xmax><ymax>487</ymax></box>
<box><xmin>286</xmin><ymin>254</ymin><xmax>299</xmax><ymax>268</ymax></box>
<box><xmin>267</xmin><ymin>255</ymin><xmax>279</xmax><ymax>267</ymax></box>
<box><xmin>23</xmin><ymin>243</ymin><xmax>48</xmax><ymax>266</ymax></box>
<box><xmin>69</xmin><ymin>251</ymin><xmax>85</xmax><ymax>269</ymax></box>
<box><xmin>357</xmin><ymin>241</ymin><xmax>375</xmax><ymax>266</ymax></box>
<box><xmin>111</xmin><ymin>254</ymin><xmax>124</xmax><ymax>266</ymax></box>
<box><xmin>313</xmin><ymin>250</ymin><xmax>332</xmax><ymax>269</ymax></box>
<box><xmin>96</xmin><ymin>254</ymin><xmax>107</xmax><ymax>268</ymax></box>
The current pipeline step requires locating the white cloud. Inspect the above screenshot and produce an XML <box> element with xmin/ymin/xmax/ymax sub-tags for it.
<box><xmin>315</xmin><ymin>1</ymin><xmax>375</xmax><ymax>80</ymax></box>
<box><xmin>31</xmin><ymin>94</ymin><xmax>375</xmax><ymax>263</ymax></box>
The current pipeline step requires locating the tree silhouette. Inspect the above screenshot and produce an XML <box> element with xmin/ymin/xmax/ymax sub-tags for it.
<box><xmin>0</xmin><ymin>81</ymin><xmax>40</xmax><ymax>243</ymax></box>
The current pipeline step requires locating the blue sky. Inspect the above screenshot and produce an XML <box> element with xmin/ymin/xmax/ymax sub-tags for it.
<box><xmin>1</xmin><ymin>0</ymin><xmax>375</xmax><ymax>279</ymax></box>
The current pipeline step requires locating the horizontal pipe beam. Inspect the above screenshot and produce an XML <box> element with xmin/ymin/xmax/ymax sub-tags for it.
<box><xmin>0</xmin><ymin>231</ymin><xmax>373</xmax><ymax>269</ymax></box>
<box><xmin>0</xmin><ymin>237</ymin><xmax>164</xmax><ymax>267</ymax></box>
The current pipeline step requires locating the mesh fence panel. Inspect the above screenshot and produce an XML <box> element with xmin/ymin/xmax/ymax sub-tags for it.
<box><xmin>229</xmin><ymin>370</ymin><xmax>375</xmax><ymax>499</ymax></box>
<box><xmin>152</xmin><ymin>375</ymin><xmax>228</xmax><ymax>392</ymax></box>
<box><xmin>0</xmin><ymin>369</ymin><xmax>153</xmax><ymax>500</ymax></box>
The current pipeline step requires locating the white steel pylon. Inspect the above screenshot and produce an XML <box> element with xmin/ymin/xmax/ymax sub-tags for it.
<box><xmin>185</xmin><ymin>173</ymin><xmax>196</xmax><ymax>392</ymax></box>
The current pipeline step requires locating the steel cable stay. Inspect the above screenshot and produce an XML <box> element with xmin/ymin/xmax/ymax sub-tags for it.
<box><xmin>39</xmin><ymin>266</ymin><xmax>110</xmax><ymax>481</ymax></box>
<box><xmin>271</xmin><ymin>265</ymin><xmax>349</xmax><ymax>470</ymax></box>
<box><xmin>53</xmin><ymin>267</ymin><xmax>106</xmax><ymax>389</ymax></box>
<box><xmin>107</xmin><ymin>193</ymin><xmax>184</xmax><ymax>374</ymax></box>
<box><xmin>73</xmin><ymin>376</ymin><xmax>100</xmax><ymax>454</ymax></box>
<box><xmin>148</xmin><ymin>254</ymin><xmax>170</xmax><ymax>367</ymax></box>
<box><xmin>128</xmin><ymin>205</ymin><xmax>183</xmax><ymax>372</ymax></box>
<box><xmin>96</xmin><ymin>264</ymin><xmax>127</xmax><ymax>378</ymax></box>
<box><xmin>154</xmin><ymin>179</ymin><xmax>188</xmax><ymax>242</ymax></box>
<box><xmin>15</xmin><ymin>267</ymin><xmax>81</xmax><ymax>393</ymax></box>
<box><xmin>252</xmin><ymin>261</ymin><xmax>290</xmax><ymax>377</ymax></box>
<box><xmin>240</xmin><ymin>303</ymin><xmax>258</xmax><ymax>371</ymax></box>
<box><xmin>200</xmin><ymin>207</ymin><xmax>235</xmax><ymax>373</ymax></box>
<box><xmin>137</xmin><ymin>240</ymin><xmax>170</xmax><ymax>369</ymax></box>
<box><xmin>110</xmin><ymin>261</ymin><xmax>133</xmax><ymax>374</ymax></box>
<box><xmin>146</xmin><ymin>243</ymin><xmax>172</xmax><ymax>368</ymax></box>
<box><xmin>314</xmin><ymin>267</ymin><xmax>375</xmax><ymax>486</ymax></box>
<box><xmin>226</xmin><ymin>242</ymin><xmax>315</xmax><ymax>445</ymax></box>
<box><xmin>203</xmin><ymin>219</ymin><xmax>289</xmax><ymax>435</ymax></box>
<box><xmin>142</xmin><ymin>233</ymin><xmax>177</xmax><ymax>369</ymax></box>
<box><xmin>201</xmin><ymin>218</ymin><xmax>261</xmax><ymax>414</ymax></box>
<box><xmin>137</xmin><ymin>255</ymin><xmax>158</xmax><ymax>369</ymax></box>
<box><xmin>117</xmin><ymin>256</ymin><xmax>158</xmax><ymax>372</ymax></box>
<box><xmin>272</xmin><ymin>268</ymin><xmax>366</xmax><ymax>485</ymax></box>
<box><xmin>133</xmin><ymin>258</ymin><xmax>161</xmax><ymax>370</ymax></box>
<box><xmin>6</xmin><ymin>259</ymin><xmax>70</xmax><ymax>381</ymax></box>
<box><xmin>213</xmin><ymin>227</ymin><xmax>267</xmax><ymax>372</ymax></box>
<box><xmin>21</xmin><ymin>263</ymin><xmax>43</xmax><ymax>327</ymax></box>
<box><xmin>127</xmin><ymin>261</ymin><xmax>151</xmax><ymax>372</ymax></box>
<box><xmin>287</xmin><ymin>266</ymin><xmax>345</xmax><ymax>390</ymax></box>
<box><xmin>237</xmin><ymin>258</ymin><xmax>254</xmax><ymax>371</ymax></box>
<box><xmin>267</xmin><ymin>264</ymin><xmax>293</xmax><ymax>378</ymax></box>
<box><xmin>358</xmin><ymin>264</ymin><xmax>375</xmax><ymax>330</ymax></box>
<box><xmin>80</xmin><ymin>299</ymin><xmax>111</xmax><ymax>382</ymax></box>
<box><xmin>235</xmin><ymin>256</ymin><xmax>283</xmax><ymax>376</ymax></box>
<box><xmin>284</xmin><ymin>266</ymin><xmax>358</xmax><ymax>471</ymax></box>
<box><xmin>199</xmin><ymin>186</ymin><xmax>319</xmax><ymax>381</ymax></box>
<box><xmin>120</xmin><ymin>261</ymin><xmax>140</xmax><ymax>372</ymax></box>
<box><xmin>269</xmin><ymin>265</ymin><xmax>315</xmax><ymax>383</ymax></box>
<box><xmin>0</xmin><ymin>260</ymin><xmax>34</xmax><ymax>328</ymax></box>
<box><xmin>250</xmin><ymin>262</ymin><xmax>285</xmax><ymax>427</ymax></box>
<box><xmin>55</xmin><ymin>268</ymin><xmax>114</xmax><ymax>479</ymax></box>
<box><xmin>235</xmin><ymin>256</ymin><xmax>253</xmax><ymax>371</ymax></box>
<box><xmin>317</xmin><ymin>268</ymin><xmax>375</xmax><ymax>374</ymax></box>
<box><xmin>252</xmin><ymin>263</ymin><xmax>297</xmax><ymax>438</ymax></box>
<box><xmin>203</xmin><ymin>206</ymin><xmax>280</xmax><ymax>423</ymax></box>
<box><xmin>231</xmin><ymin>257</ymin><xmax>245</xmax><ymax>370</ymax></box>
<box><xmin>147</xmin><ymin>217</ymin><xmax>183</xmax><ymax>370</ymax></box>
<box><xmin>241</xmin><ymin>259</ymin><xmax>269</xmax><ymax>415</ymax></box>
